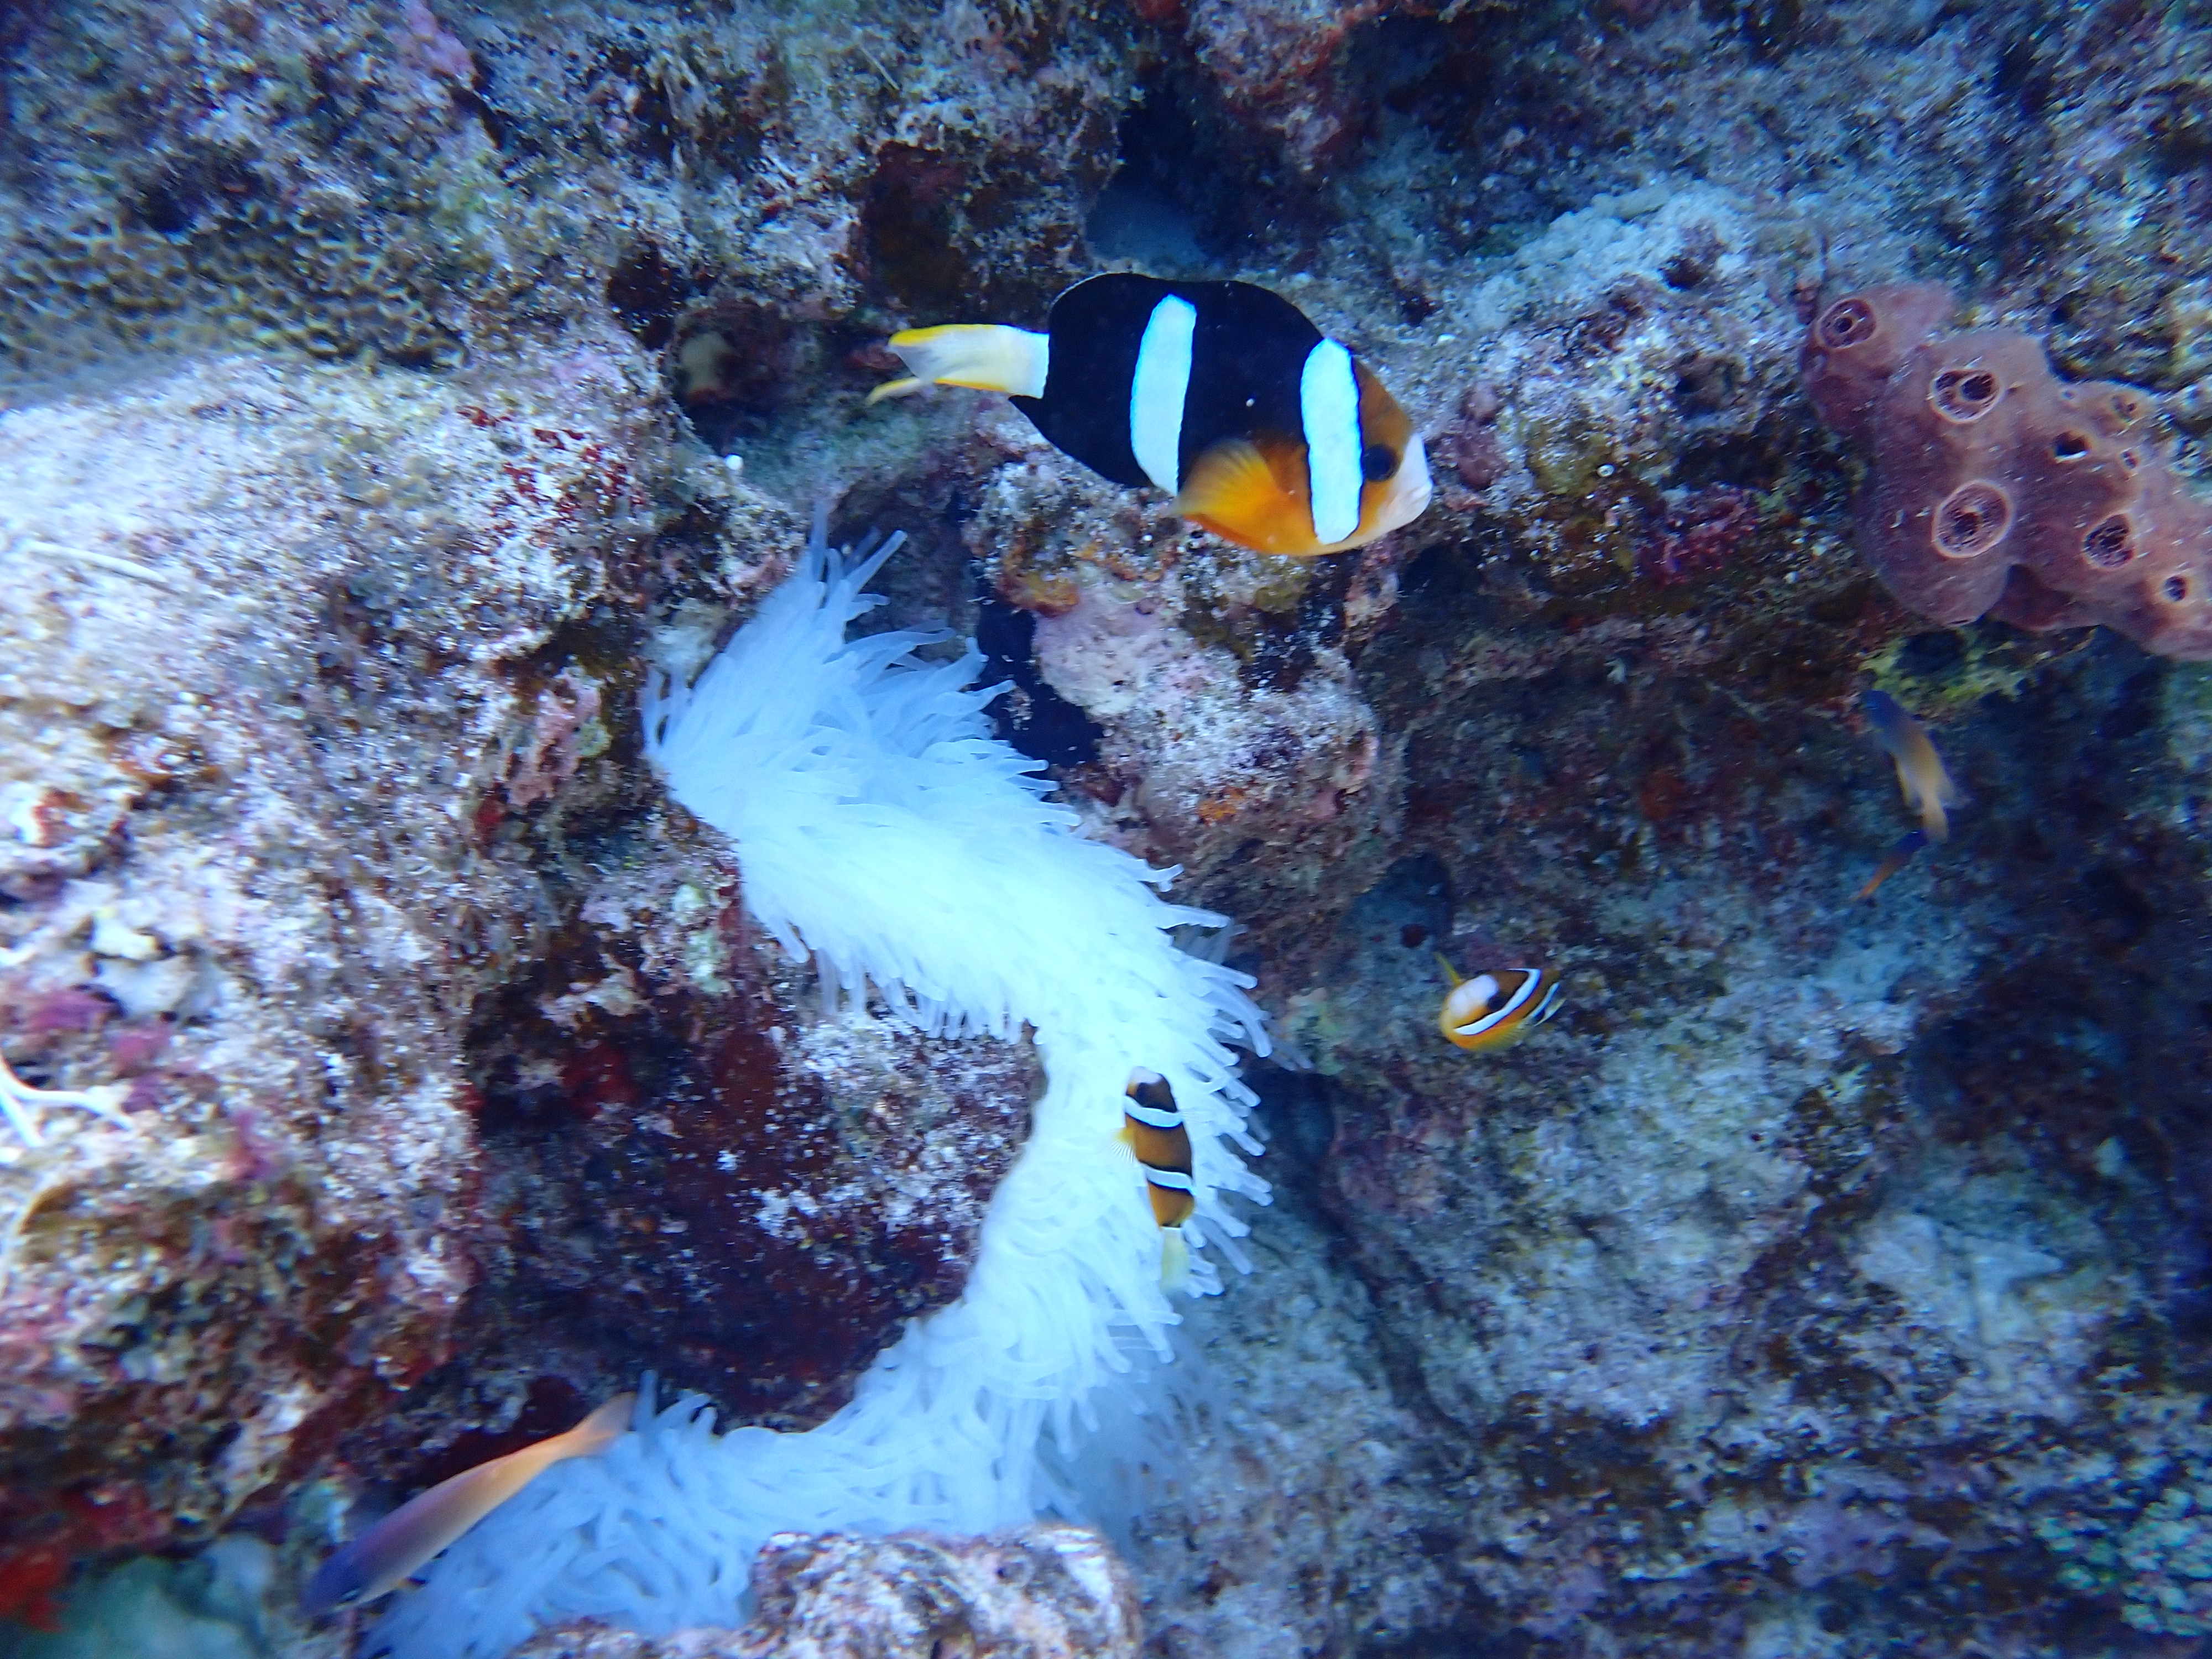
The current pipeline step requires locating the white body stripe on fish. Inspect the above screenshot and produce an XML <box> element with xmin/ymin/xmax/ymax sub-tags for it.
<box><xmin>1124</xmin><ymin>1100</ymin><xmax>1182</xmax><ymax>1129</ymax></box>
<box><xmin>1141</xmin><ymin>1166</ymin><xmax>1197</xmax><ymax>1192</ymax></box>
<box><xmin>1452</xmin><ymin>970</ymin><xmax>1543</xmax><ymax>1037</ymax></box>
<box><xmin>1301</xmin><ymin>339</ymin><xmax>1363</xmax><ymax>545</ymax></box>
<box><xmin>1130</xmin><ymin>295</ymin><xmax>1198</xmax><ymax>494</ymax></box>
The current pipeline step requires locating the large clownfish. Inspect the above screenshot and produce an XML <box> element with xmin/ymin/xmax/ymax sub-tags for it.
<box><xmin>1437</xmin><ymin>959</ymin><xmax>1564</xmax><ymax>1053</ymax></box>
<box><xmin>868</xmin><ymin>273</ymin><xmax>1434</xmax><ymax>558</ymax></box>
<box><xmin>1122</xmin><ymin>1067</ymin><xmax>1196</xmax><ymax>1290</ymax></box>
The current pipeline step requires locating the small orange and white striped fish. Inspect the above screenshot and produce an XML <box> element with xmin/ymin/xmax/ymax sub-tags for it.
<box><xmin>1437</xmin><ymin>959</ymin><xmax>1564</xmax><ymax>1053</ymax></box>
<box><xmin>1123</xmin><ymin>1069</ymin><xmax>1196</xmax><ymax>1289</ymax></box>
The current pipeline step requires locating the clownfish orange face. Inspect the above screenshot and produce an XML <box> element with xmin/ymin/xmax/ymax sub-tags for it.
<box><xmin>869</xmin><ymin>274</ymin><xmax>1433</xmax><ymax>558</ymax></box>
<box><xmin>1437</xmin><ymin>962</ymin><xmax>1564</xmax><ymax>1053</ymax></box>
<box><xmin>1173</xmin><ymin>358</ymin><xmax>1432</xmax><ymax>557</ymax></box>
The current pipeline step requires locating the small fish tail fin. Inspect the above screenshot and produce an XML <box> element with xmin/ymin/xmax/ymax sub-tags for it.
<box><xmin>1159</xmin><ymin>1227</ymin><xmax>1192</xmax><ymax>1295</ymax></box>
<box><xmin>560</xmin><ymin>1391</ymin><xmax>639</xmax><ymax>1459</ymax></box>
<box><xmin>302</xmin><ymin>1540</ymin><xmax>370</xmax><ymax>1617</ymax></box>
<box><xmin>1532</xmin><ymin>975</ymin><xmax>1566</xmax><ymax>1025</ymax></box>
<box><xmin>863</xmin><ymin>376</ymin><xmax>927</xmax><ymax>405</ymax></box>
<box><xmin>1855</xmin><ymin>829</ymin><xmax>1928</xmax><ymax>901</ymax></box>
<box><xmin>873</xmin><ymin>324</ymin><xmax>1050</xmax><ymax>401</ymax></box>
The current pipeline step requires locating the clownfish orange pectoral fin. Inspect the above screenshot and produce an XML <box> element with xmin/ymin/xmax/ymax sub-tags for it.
<box><xmin>1176</xmin><ymin>435</ymin><xmax>1323</xmax><ymax>556</ymax></box>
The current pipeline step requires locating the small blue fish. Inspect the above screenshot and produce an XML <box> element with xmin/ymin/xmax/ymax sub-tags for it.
<box><xmin>1863</xmin><ymin>688</ymin><xmax>1959</xmax><ymax>842</ymax></box>
<box><xmin>305</xmin><ymin>1392</ymin><xmax>634</xmax><ymax>1616</ymax></box>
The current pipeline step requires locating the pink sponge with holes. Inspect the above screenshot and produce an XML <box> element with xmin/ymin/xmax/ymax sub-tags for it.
<box><xmin>1801</xmin><ymin>284</ymin><xmax>2212</xmax><ymax>658</ymax></box>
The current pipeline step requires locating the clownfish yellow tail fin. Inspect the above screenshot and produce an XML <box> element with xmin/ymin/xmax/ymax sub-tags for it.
<box><xmin>1159</xmin><ymin>1227</ymin><xmax>1192</xmax><ymax>1294</ymax></box>
<box><xmin>873</xmin><ymin>324</ymin><xmax>1050</xmax><ymax>401</ymax></box>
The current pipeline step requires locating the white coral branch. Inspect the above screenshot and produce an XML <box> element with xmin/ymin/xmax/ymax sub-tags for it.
<box><xmin>0</xmin><ymin>1050</ymin><xmax>131</xmax><ymax>1147</ymax></box>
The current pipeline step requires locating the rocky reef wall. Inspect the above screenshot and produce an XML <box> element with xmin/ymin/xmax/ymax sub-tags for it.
<box><xmin>5</xmin><ymin>0</ymin><xmax>2212</xmax><ymax>1655</ymax></box>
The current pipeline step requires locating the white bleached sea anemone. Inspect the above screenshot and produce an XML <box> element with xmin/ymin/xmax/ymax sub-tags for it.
<box><xmin>369</xmin><ymin>524</ymin><xmax>1269</xmax><ymax>1658</ymax></box>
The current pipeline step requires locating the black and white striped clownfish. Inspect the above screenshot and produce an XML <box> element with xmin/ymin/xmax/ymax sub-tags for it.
<box><xmin>1122</xmin><ymin>1067</ymin><xmax>1196</xmax><ymax>1290</ymax></box>
<box><xmin>868</xmin><ymin>273</ymin><xmax>1434</xmax><ymax>558</ymax></box>
<box><xmin>1436</xmin><ymin>958</ymin><xmax>1564</xmax><ymax>1053</ymax></box>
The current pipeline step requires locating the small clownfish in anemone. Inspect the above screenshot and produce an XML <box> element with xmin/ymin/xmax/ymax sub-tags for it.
<box><xmin>1436</xmin><ymin>958</ymin><xmax>1565</xmax><ymax>1053</ymax></box>
<box><xmin>304</xmin><ymin>1392</ymin><xmax>634</xmax><ymax>1617</ymax></box>
<box><xmin>867</xmin><ymin>273</ymin><xmax>1434</xmax><ymax>557</ymax></box>
<box><xmin>1122</xmin><ymin>1068</ymin><xmax>1197</xmax><ymax>1291</ymax></box>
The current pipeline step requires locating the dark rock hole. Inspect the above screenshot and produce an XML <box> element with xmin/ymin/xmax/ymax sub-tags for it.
<box><xmin>972</xmin><ymin>597</ymin><xmax>1103</xmax><ymax>771</ymax></box>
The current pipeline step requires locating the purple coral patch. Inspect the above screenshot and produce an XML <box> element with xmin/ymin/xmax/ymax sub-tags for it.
<box><xmin>1640</xmin><ymin>485</ymin><xmax>1759</xmax><ymax>585</ymax></box>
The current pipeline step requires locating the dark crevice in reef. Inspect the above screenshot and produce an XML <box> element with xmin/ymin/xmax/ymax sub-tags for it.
<box><xmin>605</xmin><ymin>237</ymin><xmax>700</xmax><ymax>352</ymax></box>
<box><xmin>1906</xmin><ymin>641</ymin><xmax>2212</xmax><ymax>1374</ymax></box>
<box><xmin>1249</xmin><ymin>1066</ymin><xmax>1480</xmax><ymax>1456</ymax></box>
<box><xmin>1091</xmin><ymin>66</ymin><xmax>1307</xmax><ymax>265</ymax></box>
<box><xmin>973</xmin><ymin>595</ymin><xmax>1103</xmax><ymax>771</ymax></box>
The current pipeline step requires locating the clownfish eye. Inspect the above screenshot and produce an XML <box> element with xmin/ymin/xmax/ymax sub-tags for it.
<box><xmin>1361</xmin><ymin>442</ymin><xmax>1398</xmax><ymax>482</ymax></box>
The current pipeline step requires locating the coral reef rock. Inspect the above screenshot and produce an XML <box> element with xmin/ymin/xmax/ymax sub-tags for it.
<box><xmin>11</xmin><ymin>0</ymin><xmax>2212</xmax><ymax>1652</ymax></box>
<box><xmin>0</xmin><ymin>336</ymin><xmax>661</xmax><ymax>1580</ymax></box>
<box><xmin>512</xmin><ymin>1525</ymin><xmax>1143</xmax><ymax>1659</ymax></box>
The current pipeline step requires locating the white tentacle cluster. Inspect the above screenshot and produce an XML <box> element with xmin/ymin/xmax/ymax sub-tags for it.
<box><xmin>373</xmin><ymin>524</ymin><xmax>1267</xmax><ymax>1658</ymax></box>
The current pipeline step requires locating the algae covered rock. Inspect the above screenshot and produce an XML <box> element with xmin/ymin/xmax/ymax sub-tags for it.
<box><xmin>0</xmin><ymin>335</ymin><xmax>662</xmax><ymax>1577</ymax></box>
<box><xmin>9</xmin><ymin>0</ymin><xmax>2212</xmax><ymax>1653</ymax></box>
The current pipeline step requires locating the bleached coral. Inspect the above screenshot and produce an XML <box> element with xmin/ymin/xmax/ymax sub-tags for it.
<box><xmin>372</xmin><ymin>526</ymin><xmax>1269</xmax><ymax>1658</ymax></box>
<box><xmin>0</xmin><ymin>1050</ymin><xmax>129</xmax><ymax>1147</ymax></box>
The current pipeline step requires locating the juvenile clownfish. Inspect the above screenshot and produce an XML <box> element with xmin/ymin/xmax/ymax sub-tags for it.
<box><xmin>868</xmin><ymin>273</ymin><xmax>1434</xmax><ymax>558</ymax></box>
<box><xmin>1437</xmin><ymin>957</ymin><xmax>1564</xmax><ymax>1053</ymax></box>
<box><xmin>1863</xmin><ymin>688</ymin><xmax>1959</xmax><ymax>843</ymax></box>
<box><xmin>1121</xmin><ymin>1068</ymin><xmax>1196</xmax><ymax>1291</ymax></box>
<box><xmin>304</xmin><ymin>1392</ymin><xmax>635</xmax><ymax>1616</ymax></box>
